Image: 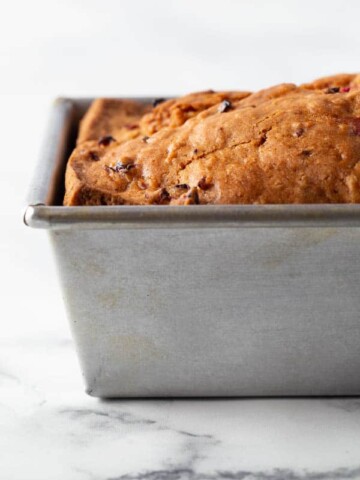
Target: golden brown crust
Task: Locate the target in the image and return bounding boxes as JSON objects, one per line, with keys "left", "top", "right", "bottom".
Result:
{"left": 301, "top": 73, "right": 360, "bottom": 91}
{"left": 77, "top": 98, "right": 152, "bottom": 145}
{"left": 139, "top": 90, "right": 251, "bottom": 135}
{"left": 65, "top": 76, "right": 360, "bottom": 206}
{"left": 77, "top": 91, "right": 251, "bottom": 146}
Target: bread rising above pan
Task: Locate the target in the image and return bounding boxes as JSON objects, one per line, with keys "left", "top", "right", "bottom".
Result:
{"left": 64, "top": 74, "right": 360, "bottom": 205}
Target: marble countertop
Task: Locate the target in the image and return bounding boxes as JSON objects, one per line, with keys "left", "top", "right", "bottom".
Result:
{"left": 1, "top": 332, "right": 360, "bottom": 480}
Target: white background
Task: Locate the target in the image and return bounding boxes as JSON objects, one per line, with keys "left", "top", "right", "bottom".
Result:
{"left": 1, "top": 0, "right": 359, "bottom": 380}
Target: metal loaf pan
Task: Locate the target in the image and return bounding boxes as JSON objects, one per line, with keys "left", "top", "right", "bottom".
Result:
{"left": 25, "top": 98, "right": 360, "bottom": 397}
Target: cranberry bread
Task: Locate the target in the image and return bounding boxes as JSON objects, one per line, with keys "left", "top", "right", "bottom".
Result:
{"left": 64, "top": 74, "right": 360, "bottom": 205}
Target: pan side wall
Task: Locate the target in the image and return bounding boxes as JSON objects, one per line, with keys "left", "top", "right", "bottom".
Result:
{"left": 49, "top": 226, "right": 360, "bottom": 397}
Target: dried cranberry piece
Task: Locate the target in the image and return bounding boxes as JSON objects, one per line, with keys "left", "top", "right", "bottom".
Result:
{"left": 98, "top": 135, "right": 116, "bottom": 146}
{"left": 107, "top": 162, "right": 135, "bottom": 173}
{"left": 89, "top": 151, "right": 100, "bottom": 161}
{"left": 186, "top": 188, "right": 200, "bottom": 204}
{"left": 301, "top": 150, "right": 313, "bottom": 157}
{"left": 197, "top": 177, "right": 212, "bottom": 190}
{"left": 159, "top": 188, "right": 170, "bottom": 203}
{"left": 325, "top": 87, "right": 340, "bottom": 94}
{"left": 258, "top": 134, "right": 267, "bottom": 146}
{"left": 341, "top": 87, "right": 351, "bottom": 93}
{"left": 294, "top": 128, "right": 304, "bottom": 138}
{"left": 153, "top": 98, "right": 165, "bottom": 108}
{"left": 350, "top": 118, "right": 360, "bottom": 136}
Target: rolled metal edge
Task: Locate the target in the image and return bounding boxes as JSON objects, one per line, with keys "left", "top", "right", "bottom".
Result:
{"left": 24, "top": 204, "right": 360, "bottom": 229}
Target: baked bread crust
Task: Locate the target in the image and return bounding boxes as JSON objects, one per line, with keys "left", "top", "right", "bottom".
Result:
{"left": 78, "top": 91, "right": 251, "bottom": 145}
{"left": 301, "top": 73, "right": 360, "bottom": 91}
{"left": 139, "top": 90, "right": 251, "bottom": 135}
{"left": 76, "top": 98, "right": 152, "bottom": 145}
{"left": 64, "top": 75, "right": 360, "bottom": 206}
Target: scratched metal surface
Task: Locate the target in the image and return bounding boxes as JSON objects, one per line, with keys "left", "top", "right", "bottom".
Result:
{"left": 25, "top": 98, "right": 360, "bottom": 397}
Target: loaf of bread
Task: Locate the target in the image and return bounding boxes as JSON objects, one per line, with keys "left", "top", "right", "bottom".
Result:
{"left": 64, "top": 74, "right": 360, "bottom": 205}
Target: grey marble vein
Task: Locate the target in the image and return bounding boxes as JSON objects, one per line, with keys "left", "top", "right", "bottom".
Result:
{"left": 60, "top": 408, "right": 157, "bottom": 425}
{"left": 324, "top": 399, "right": 360, "bottom": 413}
{"left": 177, "top": 430, "right": 214, "bottom": 439}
